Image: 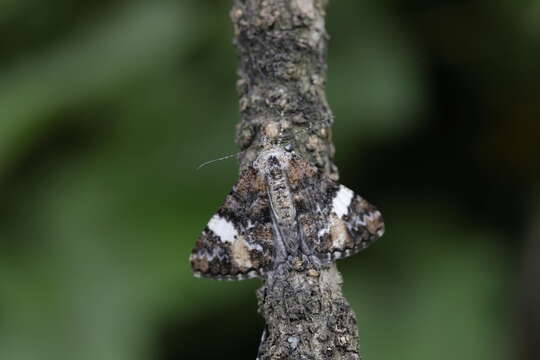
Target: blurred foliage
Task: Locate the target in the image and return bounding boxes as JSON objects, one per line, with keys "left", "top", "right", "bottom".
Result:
{"left": 0, "top": 0, "right": 539, "bottom": 359}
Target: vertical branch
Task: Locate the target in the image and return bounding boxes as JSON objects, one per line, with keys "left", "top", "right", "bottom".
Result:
{"left": 230, "top": 1, "right": 362, "bottom": 359}
{"left": 232, "top": 0, "right": 337, "bottom": 180}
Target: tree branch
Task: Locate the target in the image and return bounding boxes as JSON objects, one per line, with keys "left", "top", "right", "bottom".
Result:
{"left": 231, "top": 1, "right": 362, "bottom": 359}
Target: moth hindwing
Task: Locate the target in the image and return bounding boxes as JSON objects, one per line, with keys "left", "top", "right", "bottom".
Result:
{"left": 190, "top": 147, "right": 384, "bottom": 280}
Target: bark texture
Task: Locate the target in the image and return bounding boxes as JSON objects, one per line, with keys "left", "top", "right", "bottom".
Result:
{"left": 231, "top": 1, "right": 361, "bottom": 359}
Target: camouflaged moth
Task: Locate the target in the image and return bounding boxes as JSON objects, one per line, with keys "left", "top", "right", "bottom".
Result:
{"left": 190, "top": 147, "right": 384, "bottom": 280}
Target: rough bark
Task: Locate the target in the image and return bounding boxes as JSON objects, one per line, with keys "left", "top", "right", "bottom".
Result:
{"left": 230, "top": 1, "right": 362, "bottom": 359}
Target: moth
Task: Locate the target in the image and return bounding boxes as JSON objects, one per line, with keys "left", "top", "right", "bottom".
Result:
{"left": 190, "top": 147, "right": 384, "bottom": 280}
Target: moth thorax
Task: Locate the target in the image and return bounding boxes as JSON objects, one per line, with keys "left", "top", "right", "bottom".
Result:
{"left": 267, "top": 169, "right": 295, "bottom": 227}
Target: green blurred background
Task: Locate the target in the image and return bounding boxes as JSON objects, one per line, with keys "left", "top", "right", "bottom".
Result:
{"left": 1, "top": 0, "right": 539, "bottom": 359}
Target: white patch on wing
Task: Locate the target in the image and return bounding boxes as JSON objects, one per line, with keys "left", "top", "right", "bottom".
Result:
{"left": 318, "top": 226, "right": 329, "bottom": 237}
{"left": 247, "top": 270, "right": 258, "bottom": 278}
{"left": 332, "top": 185, "right": 354, "bottom": 218}
{"left": 248, "top": 243, "right": 264, "bottom": 252}
{"left": 208, "top": 215, "right": 237, "bottom": 243}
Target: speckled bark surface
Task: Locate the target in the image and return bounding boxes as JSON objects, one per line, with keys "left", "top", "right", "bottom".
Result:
{"left": 232, "top": 0, "right": 338, "bottom": 182}
{"left": 230, "top": 1, "right": 362, "bottom": 359}
{"left": 256, "top": 264, "right": 360, "bottom": 360}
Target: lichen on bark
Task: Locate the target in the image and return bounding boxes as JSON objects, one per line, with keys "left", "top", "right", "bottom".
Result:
{"left": 230, "top": 1, "right": 362, "bottom": 359}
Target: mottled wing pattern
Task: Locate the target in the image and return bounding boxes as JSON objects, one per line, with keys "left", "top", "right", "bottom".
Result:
{"left": 190, "top": 166, "right": 274, "bottom": 280}
{"left": 321, "top": 182, "right": 384, "bottom": 261}
{"left": 287, "top": 155, "right": 384, "bottom": 264}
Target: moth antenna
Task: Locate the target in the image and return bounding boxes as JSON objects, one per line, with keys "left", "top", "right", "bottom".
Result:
{"left": 196, "top": 152, "right": 242, "bottom": 170}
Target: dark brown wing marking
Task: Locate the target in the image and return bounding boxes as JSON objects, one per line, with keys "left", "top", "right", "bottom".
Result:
{"left": 190, "top": 167, "right": 274, "bottom": 280}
